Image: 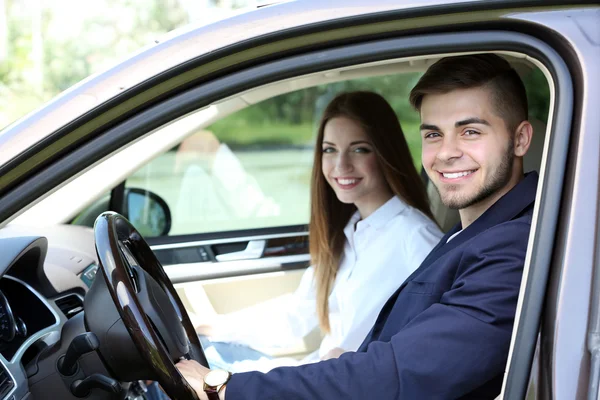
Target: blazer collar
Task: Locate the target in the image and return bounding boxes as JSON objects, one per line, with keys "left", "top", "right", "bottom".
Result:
{"left": 409, "top": 171, "right": 539, "bottom": 279}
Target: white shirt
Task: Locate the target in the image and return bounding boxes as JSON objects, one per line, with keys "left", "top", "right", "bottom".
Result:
{"left": 207, "top": 196, "right": 443, "bottom": 372}
{"left": 447, "top": 229, "right": 463, "bottom": 243}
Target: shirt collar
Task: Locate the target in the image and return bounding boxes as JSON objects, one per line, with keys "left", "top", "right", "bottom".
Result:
{"left": 343, "top": 196, "right": 408, "bottom": 239}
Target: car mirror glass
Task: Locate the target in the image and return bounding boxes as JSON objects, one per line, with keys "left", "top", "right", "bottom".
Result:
{"left": 125, "top": 188, "right": 172, "bottom": 237}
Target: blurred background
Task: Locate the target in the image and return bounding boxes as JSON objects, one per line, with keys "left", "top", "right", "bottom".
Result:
{"left": 2, "top": 0, "right": 550, "bottom": 236}
{"left": 0, "top": 0, "right": 257, "bottom": 130}
{"left": 0, "top": 0, "right": 549, "bottom": 143}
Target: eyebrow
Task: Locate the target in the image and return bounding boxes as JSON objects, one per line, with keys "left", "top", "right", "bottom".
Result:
{"left": 420, "top": 118, "right": 491, "bottom": 131}
{"left": 322, "top": 140, "right": 371, "bottom": 146}
{"left": 420, "top": 123, "right": 439, "bottom": 131}
{"left": 455, "top": 117, "right": 491, "bottom": 127}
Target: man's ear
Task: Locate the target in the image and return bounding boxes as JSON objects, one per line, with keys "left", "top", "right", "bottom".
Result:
{"left": 514, "top": 120, "right": 533, "bottom": 157}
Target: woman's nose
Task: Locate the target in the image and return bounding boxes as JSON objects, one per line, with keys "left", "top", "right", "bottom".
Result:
{"left": 335, "top": 153, "right": 353, "bottom": 173}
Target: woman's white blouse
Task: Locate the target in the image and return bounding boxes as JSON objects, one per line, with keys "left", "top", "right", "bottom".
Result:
{"left": 207, "top": 196, "right": 443, "bottom": 370}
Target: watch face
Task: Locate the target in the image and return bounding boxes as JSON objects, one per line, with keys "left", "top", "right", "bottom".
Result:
{"left": 205, "top": 370, "right": 230, "bottom": 387}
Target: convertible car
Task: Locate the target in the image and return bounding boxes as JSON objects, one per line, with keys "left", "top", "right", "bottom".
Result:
{"left": 0, "top": 0, "right": 598, "bottom": 399}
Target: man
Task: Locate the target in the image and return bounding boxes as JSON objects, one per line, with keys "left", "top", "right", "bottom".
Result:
{"left": 176, "top": 53, "right": 536, "bottom": 399}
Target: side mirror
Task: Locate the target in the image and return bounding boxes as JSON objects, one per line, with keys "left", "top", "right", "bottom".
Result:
{"left": 72, "top": 188, "right": 171, "bottom": 237}
{"left": 124, "top": 188, "right": 172, "bottom": 237}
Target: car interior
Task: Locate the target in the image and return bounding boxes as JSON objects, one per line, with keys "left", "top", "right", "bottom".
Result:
{"left": 0, "top": 50, "right": 551, "bottom": 398}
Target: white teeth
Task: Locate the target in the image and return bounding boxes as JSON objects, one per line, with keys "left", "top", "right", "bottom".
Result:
{"left": 442, "top": 170, "right": 475, "bottom": 179}
{"left": 337, "top": 179, "right": 358, "bottom": 185}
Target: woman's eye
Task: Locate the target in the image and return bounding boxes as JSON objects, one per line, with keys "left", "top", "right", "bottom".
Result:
{"left": 353, "top": 147, "right": 371, "bottom": 154}
{"left": 322, "top": 147, "right": 335, "bottom": 154}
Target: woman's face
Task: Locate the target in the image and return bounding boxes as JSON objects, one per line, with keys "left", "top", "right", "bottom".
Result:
{"left": 321, "top": 116, "right": 393, "bottom": 218}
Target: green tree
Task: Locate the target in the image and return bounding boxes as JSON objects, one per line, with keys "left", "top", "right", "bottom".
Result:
{"left": 1, "top": 0, "right": 190, "bottom": 129}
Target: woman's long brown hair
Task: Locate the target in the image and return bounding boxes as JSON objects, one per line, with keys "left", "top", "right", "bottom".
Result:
{"left": 310, "top": 91, "right": 435, "bottom": 332}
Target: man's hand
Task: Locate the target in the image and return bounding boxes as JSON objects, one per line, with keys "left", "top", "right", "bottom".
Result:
{"left": 176, "top": 359, "right": 227, "bottom": 400}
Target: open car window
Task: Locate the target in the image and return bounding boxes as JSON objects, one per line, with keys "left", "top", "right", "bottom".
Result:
{"left": 69, "top": 61, "right": 549, "bottom": 238}
{"left": 71, "top": 73, "right": 425, "bottom": 237}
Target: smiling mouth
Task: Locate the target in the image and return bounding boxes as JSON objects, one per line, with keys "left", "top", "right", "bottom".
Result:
{"left": 334, "top": 178, "right": 361, "bottom": 188}
{"left": 439, "top": 170, "right": 477, "bottom": 180}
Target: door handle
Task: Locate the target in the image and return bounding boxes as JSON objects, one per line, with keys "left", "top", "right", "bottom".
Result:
{"left": 215, "top": 240, "right": 266, "bottom": 262}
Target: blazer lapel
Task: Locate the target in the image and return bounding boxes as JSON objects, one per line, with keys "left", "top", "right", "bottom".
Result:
{"left": 401, "top": 172, "right": 539, "bottom": 285}
{"left": 365, "top": 172, "right": 539, "bottom": 343}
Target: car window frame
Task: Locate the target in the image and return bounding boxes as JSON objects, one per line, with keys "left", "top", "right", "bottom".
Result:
{"left": 0, "top": 30, "right": 575, "bottom": 398}
{"left": 0, "top": 1, "right": 588, "bottom": 190}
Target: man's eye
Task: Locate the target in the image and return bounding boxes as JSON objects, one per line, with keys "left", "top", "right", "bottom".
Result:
{"left": 464, "top": 129, "right": 480, "bottom": 136}
{"left": 424, "top": 132, "right": 441, "bottom": 139}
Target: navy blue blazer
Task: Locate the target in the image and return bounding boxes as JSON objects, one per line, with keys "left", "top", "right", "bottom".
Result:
{"left": 226, "top": 172, "right": 538, "bottom": 400}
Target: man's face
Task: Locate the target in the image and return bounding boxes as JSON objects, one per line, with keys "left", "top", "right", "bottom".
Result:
{"left": 420, "top": 86, "right": 516, "bottom": 210}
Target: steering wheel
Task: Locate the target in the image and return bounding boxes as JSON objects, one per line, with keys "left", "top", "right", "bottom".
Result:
{"left": 92, "top": 211, "right": 208, "bottom": 399}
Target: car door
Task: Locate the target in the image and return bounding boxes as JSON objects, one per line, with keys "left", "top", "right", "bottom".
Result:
{"left": 0, "top": 1, "right": 595, "bottom": 397}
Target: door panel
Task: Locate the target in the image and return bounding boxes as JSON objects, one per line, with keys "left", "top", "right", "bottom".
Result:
{"left": 174, "top": 270, "right": 322, "bottom": 359}
{"left": 193, "top": 271, "right": 306, "bottom": 314}
{"left": 151, "top": 231, "right": 309, "bottom": 282}
{"left": 155, "top": 229, "right": 313, "bottom": 358}
{"left": 170, "top": 241, "right": 319, "bottom": 359}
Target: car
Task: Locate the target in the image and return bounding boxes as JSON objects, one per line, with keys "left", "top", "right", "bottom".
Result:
{"left": 0, "top": 0, "right": 598, "bottom": 399}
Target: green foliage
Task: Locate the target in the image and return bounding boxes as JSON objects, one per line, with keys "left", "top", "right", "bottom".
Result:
{"left": 0, "top": 0, "right": 189, "bottom": 129}
{"left": 207, "top": 68, "right": 550, "bottom": 171}
{"left": 209, "top": 74, "right": 422, "bottom": 144}
{"left": 523, "top": 68, "right": 550, "bottom": 123}
{"left": 210, "top": 118, "right": 314, "bottom": 147}
{"left": 208, "top": 74, "right": 424, "bottom": 167}
{"left": 44, "top": 39, "right": 92, "bottom": 93}
{"left": 1, "top": 0, "right": 552, "bottom": 140}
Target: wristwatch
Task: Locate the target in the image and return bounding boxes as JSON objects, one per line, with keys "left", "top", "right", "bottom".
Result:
{"left": 203, "top": 369, "right": 232, "bottom": 400}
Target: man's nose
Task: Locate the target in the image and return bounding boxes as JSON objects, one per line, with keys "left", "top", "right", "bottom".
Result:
{"left": 436, "top": 136, "right": 462, "bottom": 162}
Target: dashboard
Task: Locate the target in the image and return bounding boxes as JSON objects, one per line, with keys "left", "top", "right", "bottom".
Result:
{"left": 0, "top": 277, "right": 62, "bottom": 400}
{"left": 0, "top": 225, "right": 104, "bottom": 400}
{"left": 0, "top": 278, "right": 60, "bottom": 362}
{"left": 0, "top": 220, "right": 214, "bottom": 400}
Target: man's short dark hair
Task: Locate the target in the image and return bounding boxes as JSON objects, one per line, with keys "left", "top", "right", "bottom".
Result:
{"left": 409, "top": 54, "right": 528, "bottom": 132}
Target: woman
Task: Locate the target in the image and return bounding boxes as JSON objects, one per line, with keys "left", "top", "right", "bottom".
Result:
{"left": 194, "top": 91, "right": 443, "bottom": 373}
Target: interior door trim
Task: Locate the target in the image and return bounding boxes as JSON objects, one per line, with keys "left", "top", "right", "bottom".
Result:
{"left": 165, "top": 254, "right": 310, "bottom": 283}
{"left": 214, "top": 240, "right": 266, "bottom": 262}
{"left": 150, "top": 231, "right": 308, "bottom": 251}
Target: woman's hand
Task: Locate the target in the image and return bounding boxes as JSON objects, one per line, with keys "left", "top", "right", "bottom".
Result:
{"left": 195, "top": 323, "right": 215, "bottom": 337}
{"left": 187, "top": 311, "right": 217, "bottom": 336}
{"left": 321, "top": 347, "right": 346, "bottom": 360}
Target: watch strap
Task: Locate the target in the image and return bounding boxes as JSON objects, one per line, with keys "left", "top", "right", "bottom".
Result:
{"left": 205, "top": 387, "right": 220, "bottom": 400}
